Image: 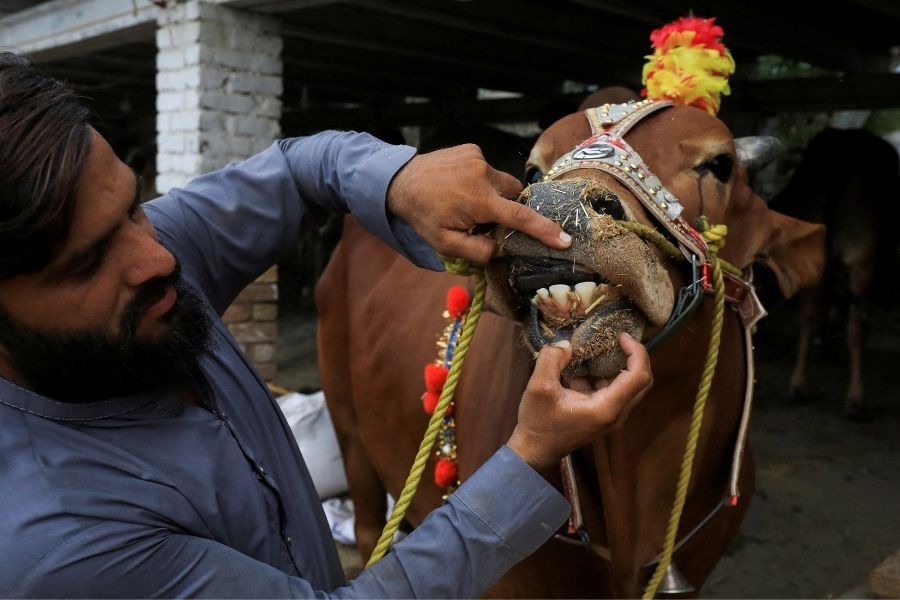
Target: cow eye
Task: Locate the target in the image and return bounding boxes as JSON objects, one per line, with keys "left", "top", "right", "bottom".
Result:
{"left": 695, "top": 154, "right": 734, "bottom": 183}
{"left": 524, "top": 166, "right": 544, "bottom": 184}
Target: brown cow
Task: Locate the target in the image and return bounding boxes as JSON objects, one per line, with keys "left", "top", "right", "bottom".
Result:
{"left": 316, "top": 103, "right": 824, "bottom": 597}
{"left": 771, "top": 127, "right": 900, "bottom": 418}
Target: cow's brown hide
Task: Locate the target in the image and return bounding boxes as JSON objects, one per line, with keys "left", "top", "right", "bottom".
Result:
{"left": 316, "top": 104, "right": 825, "bottom": 597}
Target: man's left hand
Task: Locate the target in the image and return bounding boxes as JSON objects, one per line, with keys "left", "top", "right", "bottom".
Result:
{"left": 387, "top": 144, "right": 572, "bottom": 265}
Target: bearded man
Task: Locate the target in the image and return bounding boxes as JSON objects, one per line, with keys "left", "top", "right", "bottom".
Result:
{"left": 0, "top": 53, "right": 651, "bottom": 597}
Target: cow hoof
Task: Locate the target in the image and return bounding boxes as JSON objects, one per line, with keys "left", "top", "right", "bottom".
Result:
{"left": 787, "top": 387, "right": 814, "bottom": 404}
{"left": 841, "top": 401, "right": 868, "bottom": 421}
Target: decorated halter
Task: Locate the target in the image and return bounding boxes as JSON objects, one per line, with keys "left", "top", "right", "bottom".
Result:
{"left": 541, "top": 98, "right": 720, "bottom": 352}
{"left": 542, "top": 99, "right": 708, "bottom": 262}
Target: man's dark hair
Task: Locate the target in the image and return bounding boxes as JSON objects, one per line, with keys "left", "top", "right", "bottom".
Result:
{"left": 0, "top": 52, "right": 92, "bottom": 280}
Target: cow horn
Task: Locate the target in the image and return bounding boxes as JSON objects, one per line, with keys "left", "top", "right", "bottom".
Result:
{"left": 734, "top": 136, "right": 784, "bottom": 172}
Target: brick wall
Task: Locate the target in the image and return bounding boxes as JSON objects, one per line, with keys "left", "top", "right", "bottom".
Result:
{"left": 156, "top": 1, "right": 283, "bottom": 380}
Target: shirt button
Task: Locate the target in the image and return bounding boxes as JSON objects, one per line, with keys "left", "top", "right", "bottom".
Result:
{"left": 257, "top": 465, "right": 266, "bottom": 475}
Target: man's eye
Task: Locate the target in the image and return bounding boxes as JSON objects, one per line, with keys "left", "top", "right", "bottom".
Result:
{"left": 71, "top": 253, "right": 104, "bottom": 279}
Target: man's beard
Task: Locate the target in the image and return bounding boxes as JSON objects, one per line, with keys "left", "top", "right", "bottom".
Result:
{"left": 0, "top": 264, "right": 214, "bottom": 403}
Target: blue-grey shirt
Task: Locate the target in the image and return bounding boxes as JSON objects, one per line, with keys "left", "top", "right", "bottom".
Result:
{"left": 0, "top": 132, "right": 569, "bottom": 598}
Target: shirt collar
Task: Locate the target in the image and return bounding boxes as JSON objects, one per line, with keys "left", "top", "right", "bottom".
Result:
{"left": 0, "top": 376, "right": 158, "bottom": 421}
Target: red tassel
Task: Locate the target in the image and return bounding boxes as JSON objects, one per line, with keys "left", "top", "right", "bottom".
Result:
{"left": 434, "top": 458, "right": 458, "bottom": 488}
{"left": 424, "top": 364, "right": 449, "bottom": 392}
{"left": 422, "top": 390, "right": 440, "bottom": 414}
{"left": 446, "top": 286, "right": 470, "bottom": 319}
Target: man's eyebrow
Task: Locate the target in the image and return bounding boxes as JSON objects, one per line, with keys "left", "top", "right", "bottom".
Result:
{"left": 54, "top": 223, "right": 117, "bottom": 278}
{"left": 50, "top": 170, "right": 142, "bottom": 278}
{"left": 133, "top": 169, "right": 143, "bottom": 205}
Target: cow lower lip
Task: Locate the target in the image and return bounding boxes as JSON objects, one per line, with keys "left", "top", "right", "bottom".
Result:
{"left": 525, "top": 299, "right": 645, "bottom": 377}
{"left": 527, "top": 299, "right": 633, "bottom": 348}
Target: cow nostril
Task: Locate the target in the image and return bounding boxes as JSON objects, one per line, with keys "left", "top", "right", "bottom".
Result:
{"left": 586, "top": 191, "right": 626, "bottom": 221}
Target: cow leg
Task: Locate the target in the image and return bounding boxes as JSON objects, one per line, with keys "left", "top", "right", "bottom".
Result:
{"left": 843, "top": 260, "right": 873, "bottom": 418}
{"left": 342, "top": 435, "right": 388, "bottom": 561}
{"left": 316, "top": 236, "right": 389, "bottom": 563}
{"left": 788, "top": 288, "right": 818, "bottom": 401}
{"left": 319, "top": 323, "right": 388, "bottom": 561}
{"left": 844, "top": 301, "right": 865, "bottom": 417}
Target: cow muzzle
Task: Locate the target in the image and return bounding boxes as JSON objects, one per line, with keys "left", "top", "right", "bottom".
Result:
{"left": 485, "top": 178, "right": 675, "bottom": 377}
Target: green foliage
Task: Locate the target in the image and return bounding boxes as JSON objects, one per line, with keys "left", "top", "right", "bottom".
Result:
{"left": 866, "top": 109, "right": 900, "bottom": 135}
{"left": 755, "top": 55, "right": 835, "bottom": 80}
{"left": 753, "top": 55, "right": 898, "bottom": 190}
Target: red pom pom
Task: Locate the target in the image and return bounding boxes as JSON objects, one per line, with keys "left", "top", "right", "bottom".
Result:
{"left": 424, "top": 363, "right": 449, "bottom": 392}
{"left": 422, "top": 390, "right": 440, "bottom": 414}
{"left": 446, "top": 286, "right": 470, "bottom": 319}
{"left": 434, "top": 458, "right": 458, "bottom": 488}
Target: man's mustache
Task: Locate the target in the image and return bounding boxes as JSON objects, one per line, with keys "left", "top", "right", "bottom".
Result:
{"left": 121, "top": 263, "right": 183, "bottom": 340}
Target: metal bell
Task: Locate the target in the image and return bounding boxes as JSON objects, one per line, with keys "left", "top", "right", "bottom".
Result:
{"left": 657, "top": 562, "right": 695, "bottom": 595}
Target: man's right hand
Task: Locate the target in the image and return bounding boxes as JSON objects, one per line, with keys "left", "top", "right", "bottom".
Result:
{"left": 506, "top": 333, "right": 653, "bottom": 474}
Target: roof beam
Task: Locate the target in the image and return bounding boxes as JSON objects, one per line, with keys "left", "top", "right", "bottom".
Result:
{"left": 846, "top": 0, "right": 900, "bottom": 20}
{"left": 569, "top": 0, "right": 893, "bottom": 73}
{"left": 289, "top": 72, "right": 900, "bottom": 133}
{"left": 732, "top": 73, "right": 900, "bottom": 113}
{"left": 0, "top": 0, "right": 157, "bottom": 60}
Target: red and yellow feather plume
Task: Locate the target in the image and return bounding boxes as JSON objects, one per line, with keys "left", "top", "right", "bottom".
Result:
{"left": 641, "top": 16, "right": 735, "bottom": 115}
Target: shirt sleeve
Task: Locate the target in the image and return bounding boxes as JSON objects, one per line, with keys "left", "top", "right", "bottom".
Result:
{"left": 144, "top": 131, "right": 441, "bottom": 315}
{"left": 10, "top": 447, "right": 568, "bottom": 599}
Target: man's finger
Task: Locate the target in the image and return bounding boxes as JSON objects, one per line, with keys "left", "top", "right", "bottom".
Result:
{"left": 488, "top": 198, "right": 572, "bottom": 251}
{"left": 440, "top": 231, "right": 496, "bottom": 265}
{"left": 529, "top": 341, "right": 573, "bottom": 393}
{"left": 488, "top": 167, "right": 524, "bottom": 201}
{"left": 565, "top": 375, "right": 595, "bottom": 395}
{"left": 618, "top": 331, "right": 651, "bottom": 377}
{"left": 585, "top": 333, "right": 652, "bottom": 422}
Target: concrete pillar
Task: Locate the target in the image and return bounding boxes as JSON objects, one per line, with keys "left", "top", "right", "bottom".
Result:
{"left": 156, "top": 0, "right": 283, "bottom": 381}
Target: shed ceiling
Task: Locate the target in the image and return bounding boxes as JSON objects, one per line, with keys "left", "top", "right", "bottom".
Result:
{"left": 5, "top": 0, "right": 900, "bottom": 136}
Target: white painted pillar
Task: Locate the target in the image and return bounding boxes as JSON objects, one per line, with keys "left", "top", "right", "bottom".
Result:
{"left": 156, "top": 1, "right": 283, "bottom": 381}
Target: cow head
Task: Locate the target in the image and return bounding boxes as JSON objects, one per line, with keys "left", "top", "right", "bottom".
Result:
{"left": 485, "top": 104, "right": 824, "bottom": 377}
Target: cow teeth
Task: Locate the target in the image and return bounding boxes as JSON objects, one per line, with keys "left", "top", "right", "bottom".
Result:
{"left": 574, "top": 282, "right": 597, "bottom": 307}
{"left": 532, "top": 287, "right": 550, "bottom": 306}
{"left": 548, "top": 284, "right": 571, "bottom": 308}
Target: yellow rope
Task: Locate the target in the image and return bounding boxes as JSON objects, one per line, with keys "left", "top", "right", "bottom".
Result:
{"left": 366, "top": 257, "right": 486, "bottom": 567}
{"left": 616, "top": 221, "right": 684, "bottom": 261}
{"left": 366, "top": 223, "right": 732, "bottom": 595}
{"left": 642, "top": 224, "right": 727, "bottom": 599}
{"left": 616, "top": 219, "right": 741, "bottom": 276}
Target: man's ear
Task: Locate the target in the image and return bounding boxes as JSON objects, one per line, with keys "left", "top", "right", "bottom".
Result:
{"left": 757, "top": 210, "right": 825, "bottom": 299}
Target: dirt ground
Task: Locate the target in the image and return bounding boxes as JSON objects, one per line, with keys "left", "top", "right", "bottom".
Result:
{"left": 273, "top": 292, "right": 900, "bottom": 599}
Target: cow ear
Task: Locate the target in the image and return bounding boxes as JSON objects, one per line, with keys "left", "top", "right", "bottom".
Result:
{"left": 757, "top": 210, "right": 825, "bottom": 298}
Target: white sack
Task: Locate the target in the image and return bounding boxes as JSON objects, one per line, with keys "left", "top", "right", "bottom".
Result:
{"left": 276, "top": 390, "right": 348, "bottom": 499}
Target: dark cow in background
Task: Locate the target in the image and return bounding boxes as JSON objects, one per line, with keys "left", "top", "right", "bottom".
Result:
{"left": 771, "top": 128, "right": 900, "bottom": 417}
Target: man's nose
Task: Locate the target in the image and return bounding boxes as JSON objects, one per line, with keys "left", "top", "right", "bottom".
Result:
{"left": 122, "top": 226, "right": 176, "bottom": 288}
